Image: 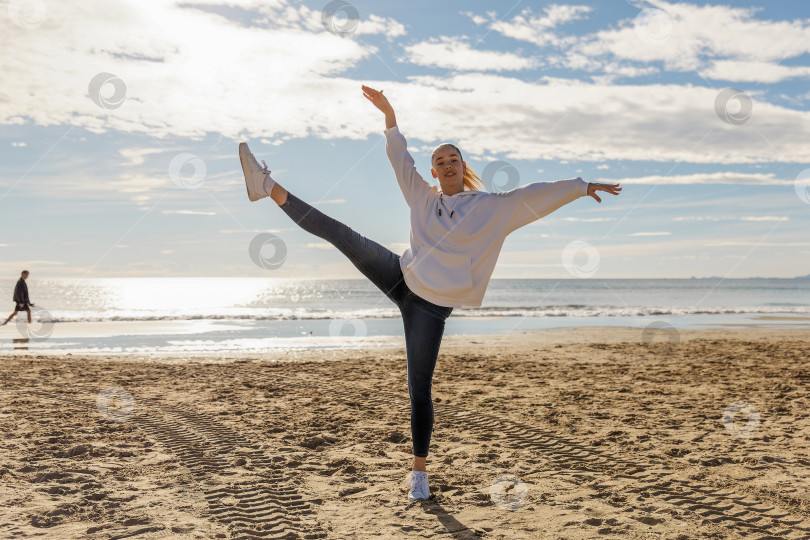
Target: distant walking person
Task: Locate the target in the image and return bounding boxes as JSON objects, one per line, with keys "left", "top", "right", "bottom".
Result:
{"left": 2, "top": 270, "right": 34, "bottom": 325}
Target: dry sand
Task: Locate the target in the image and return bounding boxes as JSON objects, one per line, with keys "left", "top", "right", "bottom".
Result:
{"left": 0, "top": 326, "right": 808, "bottom": 539}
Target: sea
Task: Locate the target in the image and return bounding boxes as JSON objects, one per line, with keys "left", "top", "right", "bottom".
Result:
{"left": 1, "top": 277, "right": 808, "bottom": 354}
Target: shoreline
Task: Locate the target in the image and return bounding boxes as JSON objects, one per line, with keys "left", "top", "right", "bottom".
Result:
{"left": 2, "top": 315, "right": 809, "bottom": 357}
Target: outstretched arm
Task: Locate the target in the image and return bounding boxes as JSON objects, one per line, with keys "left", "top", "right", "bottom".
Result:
{"left": 500, "top": 177, "right": 589, "bottom": 234}
{"left": 500, "top": 179, "right": 623, "bottom": 234}
{"left": 363, "top": 85, "right": 432, "bottom": 206}
{"left": 362, "top": 85, "right": 397, "bottom": 129}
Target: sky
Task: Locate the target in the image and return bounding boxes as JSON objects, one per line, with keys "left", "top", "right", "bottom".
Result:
{"left": 1, "top": 0, "right": 809, "bottom": 280}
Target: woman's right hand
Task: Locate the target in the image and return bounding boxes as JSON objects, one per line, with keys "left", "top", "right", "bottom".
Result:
{"left": 362, "top": 84, "right": 394, "bottom": 116}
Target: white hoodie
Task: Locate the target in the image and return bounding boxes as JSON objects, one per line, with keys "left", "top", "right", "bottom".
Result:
{"left": 385, "top": 125, "right": 590, "bottom": 309}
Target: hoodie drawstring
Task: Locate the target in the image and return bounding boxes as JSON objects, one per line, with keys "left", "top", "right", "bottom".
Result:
{"left": 438, "top": 193, "right": 455, "bottom": 218}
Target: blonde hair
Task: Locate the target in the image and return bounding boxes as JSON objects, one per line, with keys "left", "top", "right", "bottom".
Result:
{"left": 431, "top": 143, "right": 485, "bottom": 192}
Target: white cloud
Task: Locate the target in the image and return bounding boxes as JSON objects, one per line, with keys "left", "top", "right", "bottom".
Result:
{"left": 739, "top": 216, "right": 790, "bottom": 222}
{"left": 562, "top": 217, "right": 614, "bottom": 222}
{"left": 491, "top": 1, "right": 810, "bottom": 83}
{"left": 699, "top": 61, "right": 810, "bottom": 83}
{"left": 403, "top": 37, "right": 538, "bottom": 71}
{"left": 111, "top": 174, "right": 170, "bottom": 194}
{"left": 462, "top": 12, "right": 488, "bottom": 26}
{"left": 0, "top": 0, "right": 398, "bottom": 140}
{"left": 589, "top": 62, "right": 659, "bottom": 83}
{"left": 392, "top": 75, "right": 810, "bottom": 164}
{"left": 673, "top": 216, "right": 738, "bottom": 221}
{"left": 11, "top": 141, "right": 26, "bottom": 147}
{"left": 162, "top": 210, "right": 217, "bottom": 215}
{"left": 777, "top": 91, "right": 810, "bottom": 106}
{"left": 3, "top": 0, "right": 810, "bottom": 168}
{"left": 313, "top": 199, "right": 348, "bottom": 204}
{"left": 674, "top": 215, "right": 790, "bottom": 222}
{"left": 489, "top": 4, "right": 592, "bottom": 47}
{"left": 628, "top": 231, "right": 671, "bottom": 236}
{"left": 596, "top": 172, "right": 796, "bottom": 185}
{"left": 354, "top": 14, "right": 406, "bottom": 39}
{"left": 220, "top": 228, "right": 288, "bottom": 234}
{"left": 187, "top": 0, "right": 405, "bottom": 37}
{"left": 706, "top": 241, "right": 810, "bottom": 247}
{"left": 0, "top": 260, "right": 66, "bottom": 266}
{"left": 119, "top": 147, "right": 170, "bottom": 166}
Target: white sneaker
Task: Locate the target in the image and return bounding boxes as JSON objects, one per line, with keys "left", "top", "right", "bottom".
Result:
{"left": 406, "top": 471, "right": 430, "bottom": 501}
{"left": 239, "top": 142, "right": 275, "bottom": 202}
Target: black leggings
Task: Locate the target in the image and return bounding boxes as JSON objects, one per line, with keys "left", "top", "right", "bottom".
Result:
{"left": 278, "top": 192, "right": 453, "bottom": 457}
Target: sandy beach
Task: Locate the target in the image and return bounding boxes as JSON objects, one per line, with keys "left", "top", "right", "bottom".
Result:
{"left": 1, "top": 326, "right": 808, "bottom": 539}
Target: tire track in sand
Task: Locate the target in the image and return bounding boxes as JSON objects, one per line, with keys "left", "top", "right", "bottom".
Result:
{"left": 33, "top": 391, "right": 328, "bottom": 540}
{"left": 276, "top": 373, "right": 810, "bottom": 539}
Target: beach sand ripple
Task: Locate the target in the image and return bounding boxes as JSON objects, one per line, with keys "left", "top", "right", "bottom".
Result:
{"left": 1, "top": 328, "right": 809, "bottom": 539}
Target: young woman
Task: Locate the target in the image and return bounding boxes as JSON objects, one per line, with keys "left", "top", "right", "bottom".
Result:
{"left": 238, "top": 85, "right": 621, "bottom": 502}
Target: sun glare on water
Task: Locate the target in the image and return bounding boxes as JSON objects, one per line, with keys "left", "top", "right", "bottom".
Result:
{"left": 100, "top": 277, "right": 286, "bottom": 312}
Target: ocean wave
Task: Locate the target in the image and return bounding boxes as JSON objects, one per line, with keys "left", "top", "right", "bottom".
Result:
{"left": 35, "top": 305, "right": 810, "bottom": 324}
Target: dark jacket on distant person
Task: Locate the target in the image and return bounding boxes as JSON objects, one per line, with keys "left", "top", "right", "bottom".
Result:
{"left": 13, "top": 278, "right": 29, "bottom": 306}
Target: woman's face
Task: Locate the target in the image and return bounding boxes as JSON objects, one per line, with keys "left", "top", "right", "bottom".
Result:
{"left": 431, "top": 146, "right": 466, "bottom": 194}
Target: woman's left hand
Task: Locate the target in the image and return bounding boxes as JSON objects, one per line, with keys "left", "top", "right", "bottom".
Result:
{"left": 586, "top": 182, "right": 622, "bottom": 203}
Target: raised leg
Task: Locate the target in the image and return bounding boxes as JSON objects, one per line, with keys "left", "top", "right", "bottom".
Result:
{"left": 276, "top": 190, "right": 407, "bottom": 305}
